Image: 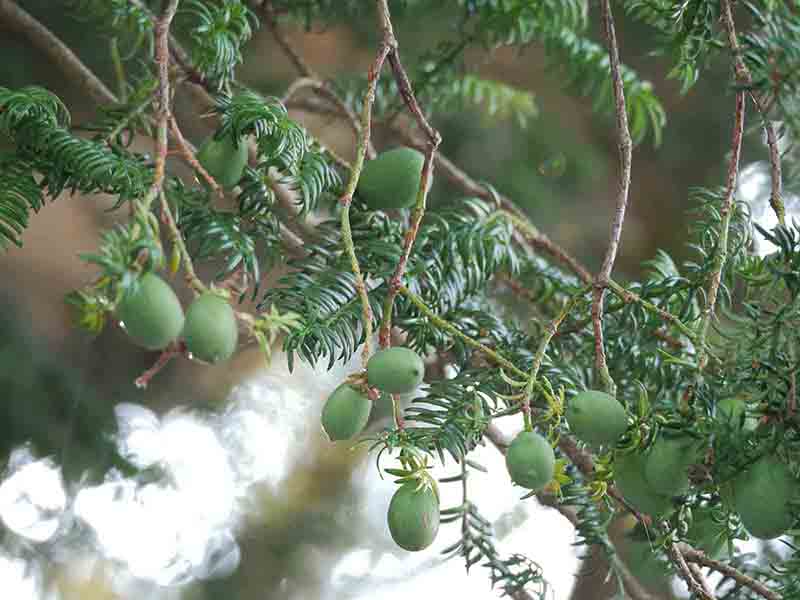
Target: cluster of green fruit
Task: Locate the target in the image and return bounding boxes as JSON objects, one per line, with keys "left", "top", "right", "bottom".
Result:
{"left": 565, "top": 391, "right": 798, "bottom": 542}
{"left": 117, "top": 272, "right": 238, "bottom": 364}
{"left": 320, "top": 347, "right": 438, "bottom": 552}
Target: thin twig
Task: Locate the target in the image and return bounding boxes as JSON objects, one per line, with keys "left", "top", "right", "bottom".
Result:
{"left": 159, "top": 191, "right": 206, "bottom": 294}
{"left": 592, "top": 0, "right": 634, "bottom": 396}
{"left": 689, "top": 562, "right": 716, "bottom": 598}
{"left": 681, "top": 546, "right": 780, "bottom": 600}
{"left": 399, "top": 284, "right": 528, "bottom": 380}
{"left": 696, "top": 90, "right": 746, "bottom": 370}
{"left": 393, "top": 124, "right": 594, "bottom": 285}
{"left": 168, "top": 115, "right": 223, "bottom": 197}
{"left": 667, "top": 542, "right": 715, "bottom": 600}
{"left": 0, "top": 0, "right": 116, "bottom": 104}
{"left": 376, "top": 0, "right": 442, "bottom": 349}
{"left": 263, "top": 2, "right": 371, "bottom": 160}
{"left": 338, "top": 42, "right": 392, "bottom": 365}
{"left": 484, "top": 425, "right": 656, "bottom": 600}
{"left": 134, "top": 340, "right": 186, "bottom": 389}
{"left": 720, "top": 0, "right": 785, "bottom": 225}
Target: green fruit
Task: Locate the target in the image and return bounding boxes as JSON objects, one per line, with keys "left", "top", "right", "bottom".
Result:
{"left": 357, "top": 147, "right": 425, "bottom": 210}
{"left": 565, "top": 390, "right": 628, "bottom": 446}
{"left": 197, "top": 133, "right": 248, "bottom": 189}
{"left": 733, "top": 456, "right": 798, "bottom": 539}
{"left": 686, "top": 509, "right": 727, "bottom": 558}
{"left": 505, "top": 431, "right": 555, "bottom": 491}
{"left": 643, "top": 435, "right": 700, "bottom": 497}
{"left": 367, "top": 347, "right": 425, "bottom": 394}
{"left": 320, "top": 383, "right": 372, "bottom": 441}
{"left": 717, "top": 397, "right": 758, "bottom": 431}
{"left": 387, "top": 482, "right": 440, "bottom": 551}
{"left": 117, "top": 273, "right": 184, "bottom": 350}
{"left": 614, "top": 452, "right": 674, "bottom": 517}
{"left": 622, "top": 538, "right": 669, "bottom": 589}
{"left": 182, "top": 293, "right": 238, "bottom": 363}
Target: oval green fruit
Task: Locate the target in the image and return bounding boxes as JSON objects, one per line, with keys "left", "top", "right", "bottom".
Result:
{"left": 643, "top": 434, "right": 700, "bottom": 497}
{"left": 117, "top": 273, "right": 184, "bottom": 350}
{"left": 685, "top": 508, "right": 727, "bottom": 558}
{"left": 182, "top": 293, "right": 238, "bottom": 363}
{"left": 614, "top": 452, "right": 674, "bottom": 517}
{"left": 367, "top": 347, "right": 425, "bottom": 394}
{"left": 565, "top": 390, "right": 628, "bottom": 447}
{"left": 717, "top": 397, "right": 758, "bottom": 431}
{"left": 733, "top": 456, "right": 798, "bottom": 539}
{"left": 505, "top": 431, "right": 555, "bottom": 491}
{"left": 387, "top": 482, "right": 440, "bottom": 551}
{"left": 197, "top": 133, "right": 248, "bottom": 189}
{"left": 621, "top": 538, "right": 669, "bottom": 590}
{"left": 357, "top": 147, "right": 425, "bottom": 210}
{"left": 321, "top": 383, "right": 372, "bottom": 441}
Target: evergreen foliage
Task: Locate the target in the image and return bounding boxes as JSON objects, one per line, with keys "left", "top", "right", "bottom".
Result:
{"left": 4, "top": 0, "right": 800, "bottom": 598}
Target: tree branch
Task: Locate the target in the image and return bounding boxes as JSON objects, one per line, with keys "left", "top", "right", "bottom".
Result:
{"left": 0, "top": 0, "right": 115, "bottom": 104}
{"left": 681, "top": 546, "right": 780, "bottom": 600}
{"left": 592, "top": 0, "right": 634, "bottom": 396}
{"left": 719, "top": 0, "right": 785, "bottom": 225}
{"left": 375, "top": 0, "right": 442, "bottom": 350}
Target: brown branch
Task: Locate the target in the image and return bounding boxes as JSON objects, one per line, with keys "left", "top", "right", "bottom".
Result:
{"left": 592, "top": 0, "right": 634, "bottom": 396}
{"left": 362, "top": 0, "right": 443, "bottom": 349}
{"left": 168, "top": 115, "right": 224, "bottom": 197}
{"left": 484, "top": 426, "right": 656, "bottom": 600}
{"left": 391, "top": 123, "right": 594, "bottom": 285}
{"left": 720, "top": 0, "right": 785, "bottom": 225}
{"left": 681, "top": 546, "right": 780, "bottom": 600}
{"left": 667, "top": 542, "right": 715, "bottom": 600}
{"left": 696, "top": 90, "right": 746, "bottom": 370}
{"left": 263, "top": 2, "right": 372, "bottom": 160}
{"left": 134, "top": 340, "right": 186, "bottom": 389}
{"left": 0, "top": 0, "right": 116, "bottom": 104}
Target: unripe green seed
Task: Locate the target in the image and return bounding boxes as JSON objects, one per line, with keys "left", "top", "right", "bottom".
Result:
{"left": 367, "top": 347, "right": 425, "bottom": 394}
{"left": 643, "top": 434, "right": 700, "bottom": 497}
{"left": 357, "top": 147, "right": 425, "bottom": 210}
{"left": 733, "top": 456, "right": 798, "bottom": 539}
{"left": 717, "top": 397, "right": 758, "bottom": 431}
{"left": 387, "top": 482, "right": 440, "bottom": 551}
{"left": 505, "top": 431, "right": 555, "bottom": 492}
{"left": 117, "top": 273, "right": 184, "bottom": 350}
{"left": 565, "top": 390, "right": 628, "bottom": 447}
{"left": 197, "top": 133, "right": 248, "bottom": 189}
{"left": 614, "top": 452, "right": 674, "bottom": 517}
{"left": 182, "top": 293, "right": 238, "bottom": 363}
{"left": 685, "top": 509, "right": 727, "bottom": 558}
{"left": 321, "top": 383, "right": 372, "bottom": 441}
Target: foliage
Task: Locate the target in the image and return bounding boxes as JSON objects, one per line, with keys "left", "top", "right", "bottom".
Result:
{"left": 6, "top": 0, "right": 800, "bottom": 598}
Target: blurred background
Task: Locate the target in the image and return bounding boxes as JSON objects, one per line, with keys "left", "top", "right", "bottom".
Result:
{"left": 0, "top": 2, "right": 789, "bottom": 599}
